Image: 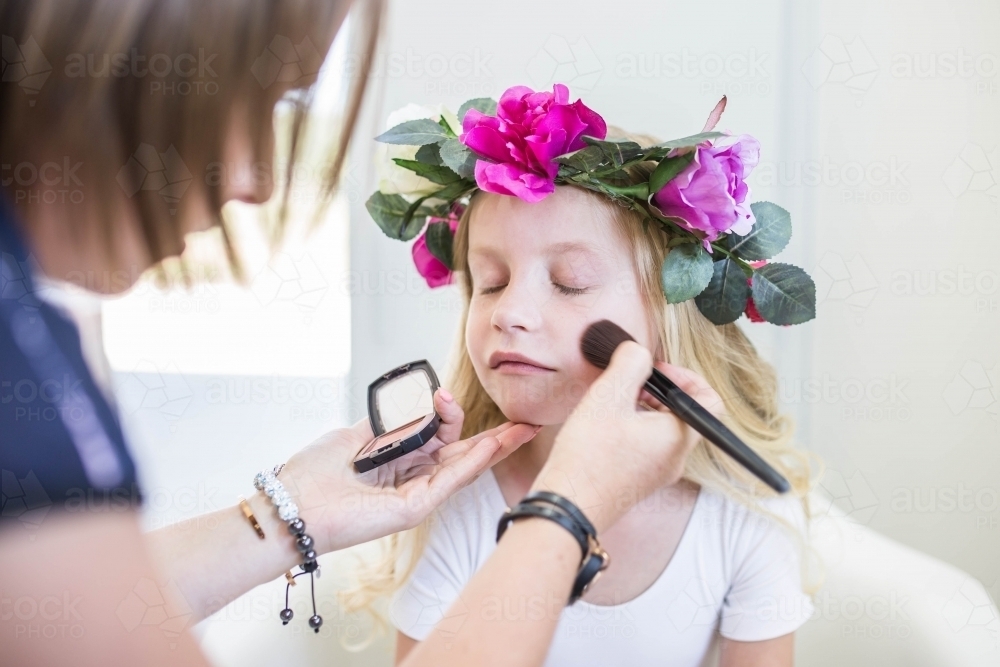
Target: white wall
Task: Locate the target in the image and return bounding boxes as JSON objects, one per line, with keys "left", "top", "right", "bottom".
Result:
{"left": 348, "top": 0, "right": 1000, "bottom": 645}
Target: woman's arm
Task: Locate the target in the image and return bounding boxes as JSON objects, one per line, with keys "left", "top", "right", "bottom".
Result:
{"left": 719, "top": 634, "right": 795, "bottom": 667}
{"left": 146, "top": 391, "right": 538, "bottom": 621}
{"left": 0, "top": 511, "right": 211, "bottom": 667}
{"left": 398, "top": 515, "right": 580, "bottom": 666}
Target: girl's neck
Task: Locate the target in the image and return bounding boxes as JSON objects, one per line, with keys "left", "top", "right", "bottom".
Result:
{"left": 506, "top": 423, "right": 561, "bottom": 478}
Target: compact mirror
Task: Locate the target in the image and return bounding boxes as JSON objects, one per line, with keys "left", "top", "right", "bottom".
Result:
{"left": 353, "top": 360, "right": 442, "bottom": 473}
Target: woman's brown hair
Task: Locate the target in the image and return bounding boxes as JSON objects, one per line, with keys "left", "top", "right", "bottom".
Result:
{"left": 0, "top": 0, "right": 383, "bottom": 274}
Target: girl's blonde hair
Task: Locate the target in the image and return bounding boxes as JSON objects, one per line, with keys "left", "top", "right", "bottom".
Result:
{"left": 340, "top": 129, "right": 821, "bottom": 641}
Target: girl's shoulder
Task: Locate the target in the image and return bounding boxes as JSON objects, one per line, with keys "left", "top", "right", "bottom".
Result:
{"left": 694, "top": 485, "right": 809, "bottom": 546}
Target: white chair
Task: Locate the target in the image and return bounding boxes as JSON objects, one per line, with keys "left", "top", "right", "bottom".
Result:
{"left": 792, "top": 492, "right": 1000, "bottom": 667}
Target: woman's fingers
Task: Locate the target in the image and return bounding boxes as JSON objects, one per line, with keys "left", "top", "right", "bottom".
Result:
{"left": 432, "top": 421, "right": 516, "bottom": 461}
{"left": 653, "top": 361, "right": 728, "bottom": 418}
{"left": 484, "top": 424, "right": 540, "bottom": 468}
{"left": 433, "top": 388, "right": 465, "bottom": 444}
{"left": 427, "top": 424, "right": 538, "bottom": 499}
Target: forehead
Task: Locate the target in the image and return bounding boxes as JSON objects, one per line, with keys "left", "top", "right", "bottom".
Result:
{"left": 467, "top": 187, "right": 624, "bottom": 262}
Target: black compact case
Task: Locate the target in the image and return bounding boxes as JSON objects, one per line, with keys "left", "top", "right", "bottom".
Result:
{"left": 353, "top": 360, "right": 442, "bottom": 473}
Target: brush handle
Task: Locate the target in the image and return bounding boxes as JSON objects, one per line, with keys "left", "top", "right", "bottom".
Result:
{"left": 644, "top": 368, "right": 790, "bottom": 494}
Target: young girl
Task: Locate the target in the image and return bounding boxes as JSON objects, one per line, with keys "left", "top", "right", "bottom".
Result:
{"left": 352, "top": 89, "right": 817, "bottom": 666}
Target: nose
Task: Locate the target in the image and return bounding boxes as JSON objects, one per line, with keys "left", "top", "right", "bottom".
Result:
{"left": 490, "top": 274, "right": 544, "bottom": 334}
{"left": 222, "top": 156, "right": 274, "bottom": 206}
{"left": 220, "top": 107, "right": 276, "bottom": 206}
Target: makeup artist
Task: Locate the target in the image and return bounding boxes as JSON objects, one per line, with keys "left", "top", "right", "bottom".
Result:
{"left": 0, "top": 1, "right": 706, "bottom": 665}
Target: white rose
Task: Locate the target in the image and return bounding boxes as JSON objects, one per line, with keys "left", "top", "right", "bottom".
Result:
{"left": 374, "top": 104, "right": 462, "bottom": 199}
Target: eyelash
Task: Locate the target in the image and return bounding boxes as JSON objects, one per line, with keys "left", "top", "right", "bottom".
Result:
{"left": 554, "top": 283, "right": 588, "bottom": 296}
{"left": 478, "top": 283, "right": 589, "bottom": 296}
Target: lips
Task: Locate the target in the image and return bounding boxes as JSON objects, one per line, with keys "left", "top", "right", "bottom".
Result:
{"left": 488, "top": 351, "right": 556, "bottom": 374}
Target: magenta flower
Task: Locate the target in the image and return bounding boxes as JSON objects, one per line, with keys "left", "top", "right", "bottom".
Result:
{"left": 412, "top": 212, "right": 461, "bottom": 288}
{"left": 652, "top": 134, "right": 761, "bottom": 251}
{"left": 460, "top": 84, "right": 607, "bottom": 203}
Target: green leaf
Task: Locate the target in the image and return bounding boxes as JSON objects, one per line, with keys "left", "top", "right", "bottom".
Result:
{"left": 725, "top": 202, "right": 792, "bottom": 260}
{"left": 581, "top": 136, "right": 643, "bottom": 167}
{"left": 554, "top": 145, "right": 607, "bottom": 172}
{"left": 430, "top": 179, "right": 475, "bottom": 202}
{"left": 366, "top": 192, "right": 426, "bottom": 241}
{"left": 694, "top": 258, "right": 750, "bottom": 324}
{"left": 392, "top": 158, "right": 461, "bottom": 185}
{"left": 648, "top": 153, "right": 695, "bottom": 194}
{"left": 750, "top": 263, "right": 816, "bottom": 325}
{"left": 376, "top": 119, "right": 450, "bottom": 145}
{"left": 439, "top": 138, "right": 478, "bottom": 180}
{"left": 660, "top": 243, "right": 714, "bottom": 303}
{"left": 652, "top": 131, "right": 725, "bottom": 151}
{"left": 457, "top": 97, "right": 497, "bottom": 123}
{"left": 424, "top": 221, "right": 455, "bottom": 270}
{"left": 415, "top": 143, "right": 444, "bottom": 166}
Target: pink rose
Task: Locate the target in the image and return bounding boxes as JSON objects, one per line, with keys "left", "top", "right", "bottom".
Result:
{"left": 460, "top": 84, "right": 607, "bottom": 203}
{"left": 652, "top": 134, "right": 760, "bottom": 250}
{"left": 411, "top": 212, "right": 461, "bottom": 288}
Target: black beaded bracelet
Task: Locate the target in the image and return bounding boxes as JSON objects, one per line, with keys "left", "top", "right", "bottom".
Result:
{"left": 497, "top": 492, "right": 610, "bottom": 605}
{"left": 254, "top": 465, "right": 324, "bottom": 633}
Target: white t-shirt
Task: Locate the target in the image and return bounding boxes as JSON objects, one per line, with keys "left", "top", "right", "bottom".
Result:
{"left": 390, "top": 470, "right": 814, "bottom": 666}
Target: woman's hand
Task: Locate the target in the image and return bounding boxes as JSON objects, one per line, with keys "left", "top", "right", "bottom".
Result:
{"left": 278, "top": 389, "right": 538, "bottom": 553}
{"left": 531, "top": 342, "right": 725, "bottom": 533}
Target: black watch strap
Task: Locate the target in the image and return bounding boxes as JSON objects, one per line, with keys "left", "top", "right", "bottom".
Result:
{"left": 497, "top": 503, "right": 590, "bottom": 559}
{"left": 521, "top": 490, "right": 596, "bottom": 538}
{"left": 570, "top": 549, "right": 610, "bottom": 604}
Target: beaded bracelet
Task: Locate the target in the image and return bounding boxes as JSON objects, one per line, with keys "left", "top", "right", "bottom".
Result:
{"left": 253, "top": 464, "right": 324, "bottom": 633}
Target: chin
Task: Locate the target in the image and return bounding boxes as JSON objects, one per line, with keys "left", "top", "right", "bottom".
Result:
{"left": 483, "top": 375, "right": 585, "bottom": 426}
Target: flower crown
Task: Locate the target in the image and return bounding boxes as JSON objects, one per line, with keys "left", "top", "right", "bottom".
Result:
{"left": 366, "top": 84, "right": 816, "bottom": 326}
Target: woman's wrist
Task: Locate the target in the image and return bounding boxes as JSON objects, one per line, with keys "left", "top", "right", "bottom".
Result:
{"left": 529, "top": 470, "right": 619, "bottom": 535}
{"left": 502, "top": 513, "right": 582, "bottom": 569}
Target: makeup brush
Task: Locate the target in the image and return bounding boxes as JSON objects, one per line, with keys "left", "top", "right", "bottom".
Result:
{"left": 580, "top": 319, "right": 790, "bottom": 494}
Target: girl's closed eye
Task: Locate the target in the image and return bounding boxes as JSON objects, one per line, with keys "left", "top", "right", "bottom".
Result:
{"left": 552, "top": 281, "right": 590, "bottom": 296}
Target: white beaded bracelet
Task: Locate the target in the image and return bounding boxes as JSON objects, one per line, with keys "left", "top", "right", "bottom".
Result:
{"left": 253, "top": 464, "right": 324, "bottom": 633}
{"left": 254, "top": 465, "right": 299, "bottom": 522}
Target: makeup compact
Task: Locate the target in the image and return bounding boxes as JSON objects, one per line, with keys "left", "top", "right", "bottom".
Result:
{"left": 353, "top": 359, "right": 442, "bottom": 473}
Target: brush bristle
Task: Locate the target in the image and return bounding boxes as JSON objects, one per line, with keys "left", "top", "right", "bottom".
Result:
{"left": 580, "top": 320, "right": 636, "bottom": 370}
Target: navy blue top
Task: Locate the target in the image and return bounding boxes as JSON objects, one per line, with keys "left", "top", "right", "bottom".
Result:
{"left": 0, "top": 201, "right": 141, "bottom": 531}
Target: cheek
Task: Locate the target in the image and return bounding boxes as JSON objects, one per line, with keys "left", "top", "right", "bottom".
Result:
{"left": 465, "top": 300, "right": 492, "bottom": 364}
